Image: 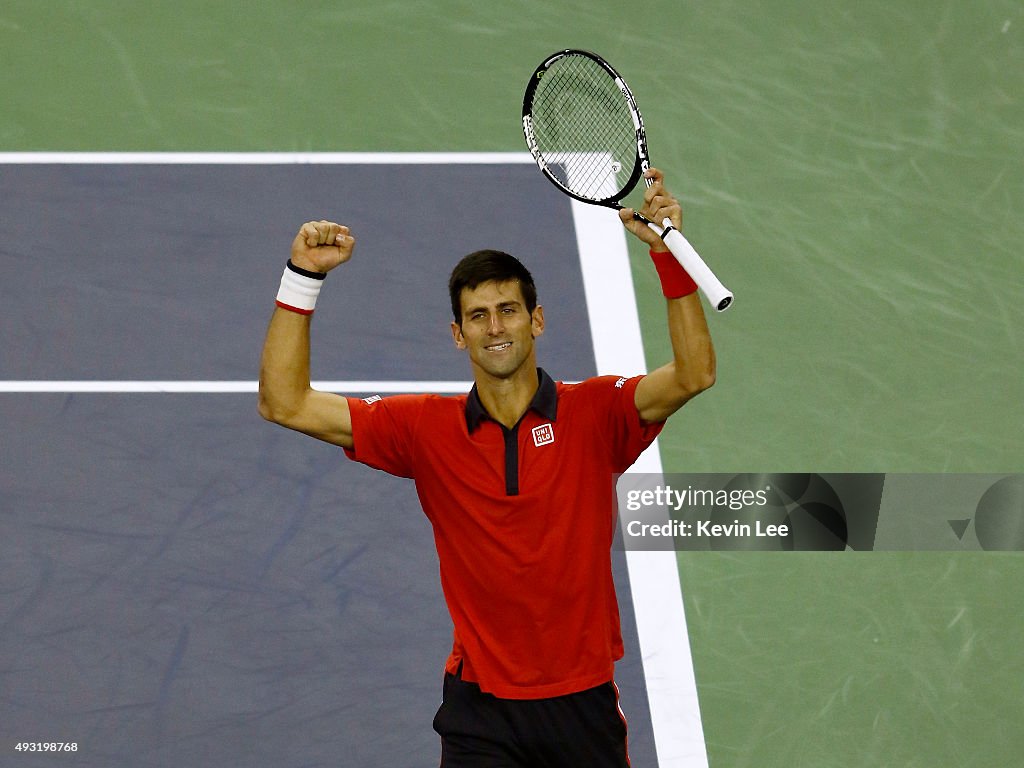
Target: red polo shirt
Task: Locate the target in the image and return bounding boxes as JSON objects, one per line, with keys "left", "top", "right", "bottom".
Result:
{"left": 343, "top": 369, "right": 662, "bottom": 699}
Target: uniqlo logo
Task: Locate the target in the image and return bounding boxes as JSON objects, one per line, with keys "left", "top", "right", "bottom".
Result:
{"left": 532, "top": 423, "right": 554, "bottom": 447}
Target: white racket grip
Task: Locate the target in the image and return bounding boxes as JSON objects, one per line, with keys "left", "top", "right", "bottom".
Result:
{"left": 647, "top": 220, "right": 734, "bottom": 311}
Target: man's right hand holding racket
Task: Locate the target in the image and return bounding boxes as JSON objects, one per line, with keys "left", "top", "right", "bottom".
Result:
{"left": 617, "top": 167, "right": 680, "bottom": 250}
{"left": 624, "top": 169, "right": 718, "bottom": 424}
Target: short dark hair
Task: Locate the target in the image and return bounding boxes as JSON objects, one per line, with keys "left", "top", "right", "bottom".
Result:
{"left": 448, "top": 250, "right": 537, "bottom": 324}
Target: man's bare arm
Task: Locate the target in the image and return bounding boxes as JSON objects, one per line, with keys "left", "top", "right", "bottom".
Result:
{"left": 258, "top": 221, "right": 356, "bottom": 448}
{"left": 620, "top": 170, "right": 717, "bottom": 424}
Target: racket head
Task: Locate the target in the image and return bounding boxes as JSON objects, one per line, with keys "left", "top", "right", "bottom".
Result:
{"left": 522, "top": 49, "right": 650, "bottom": 208}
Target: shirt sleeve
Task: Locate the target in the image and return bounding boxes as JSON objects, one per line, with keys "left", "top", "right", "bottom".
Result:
{"left": 342, "top": 394, "right": 425, "bottom": 478}
{"left": 585, "top": 375, "right": 665, "bottom": 472}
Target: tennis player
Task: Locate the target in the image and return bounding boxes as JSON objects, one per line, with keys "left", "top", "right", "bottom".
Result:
{"left": 258, "top": 168, "right": 715, "bottom": 767}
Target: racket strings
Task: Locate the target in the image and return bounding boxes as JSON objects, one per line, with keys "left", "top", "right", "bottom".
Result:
{"left": 527, "top": 56, "right": 638, "bottom": 202}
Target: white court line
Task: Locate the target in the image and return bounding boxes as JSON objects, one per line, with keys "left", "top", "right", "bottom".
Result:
{"left": 0, "top": 151, "right": 535, "bottom": 165}
{"left": 572, "top": 200, "right": 709, "bottom": 768}
{"left": 0, "top": 381, "right": 472, "bottom": 394}
{"left": 0, "top": 153, "right": 708, "bottom": 768}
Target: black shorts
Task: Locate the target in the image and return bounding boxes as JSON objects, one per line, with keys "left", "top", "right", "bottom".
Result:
{"left": 432, "top": 669, "right": 630, "bottom": 768}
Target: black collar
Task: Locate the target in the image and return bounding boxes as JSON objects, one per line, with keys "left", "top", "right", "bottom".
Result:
{"left": 465, "top": 368, "right": 558, "bottom": 433}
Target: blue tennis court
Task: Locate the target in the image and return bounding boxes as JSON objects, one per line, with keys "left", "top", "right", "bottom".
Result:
{"left": 0, "top": 157, "right": 696, "bottom": 767}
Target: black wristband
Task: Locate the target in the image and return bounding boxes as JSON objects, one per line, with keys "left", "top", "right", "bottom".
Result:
{"left": 286, "top": 259, "right": 327, "bottom": 280}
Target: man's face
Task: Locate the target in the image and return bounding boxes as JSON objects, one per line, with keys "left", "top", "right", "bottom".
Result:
{"left": 451, "top": 279, "right": 544, "bottom": 380}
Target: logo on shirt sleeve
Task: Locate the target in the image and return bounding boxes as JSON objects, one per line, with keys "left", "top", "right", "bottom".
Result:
{"left": 362, "top": 395, "right": 382, "bottom": 405}
{"left": 531, "top": 423, "right": 555, "bottom": 447}
{"left": 614, "top": 377, "right": 627, "bottom": 389}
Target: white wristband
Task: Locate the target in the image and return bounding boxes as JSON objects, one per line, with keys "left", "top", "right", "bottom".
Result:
{"left": 276, "top": 261, "right": 325, "bottom": 315}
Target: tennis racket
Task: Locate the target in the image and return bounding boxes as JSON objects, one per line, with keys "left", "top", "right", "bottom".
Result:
{"left": 522, "top": 49, "right": 733, "bottom": 312}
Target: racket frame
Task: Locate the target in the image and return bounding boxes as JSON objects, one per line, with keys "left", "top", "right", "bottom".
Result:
{"left": 523, "top": 49, "right": 647, "bottom": 208}
{"left": 522, "top": 48, "right": 734, "bottom": 312}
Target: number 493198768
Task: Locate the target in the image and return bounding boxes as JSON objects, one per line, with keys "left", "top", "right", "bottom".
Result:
{"left": 15, "top": 743, "right": 79, "bottom": 752}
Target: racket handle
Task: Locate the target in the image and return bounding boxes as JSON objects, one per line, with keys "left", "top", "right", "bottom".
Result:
{"left": 647, "top": 219, "right": 733, "bottom": 312}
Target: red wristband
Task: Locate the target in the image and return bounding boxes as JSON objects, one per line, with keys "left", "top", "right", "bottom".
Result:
{"left": 650, "top": 249, "right": 698, "bottom": 298}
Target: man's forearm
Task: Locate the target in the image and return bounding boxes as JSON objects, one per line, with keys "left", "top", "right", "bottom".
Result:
{"left": 665, "top": 292, "right": 716, "bottom": 395}
{"left": 633, "top": 290, "right": 716, "bottom": 423}
{"left": 258, "top": 307, "right": 314, "bottom": 424}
